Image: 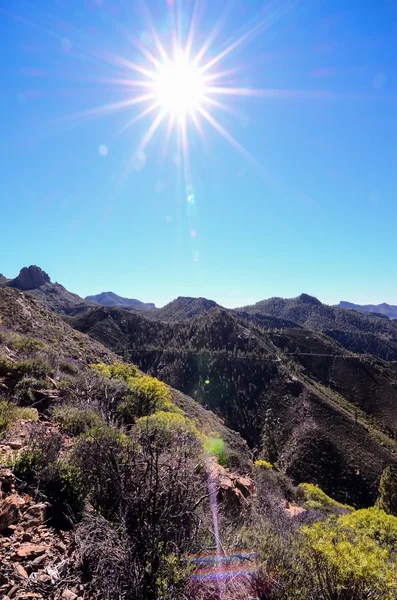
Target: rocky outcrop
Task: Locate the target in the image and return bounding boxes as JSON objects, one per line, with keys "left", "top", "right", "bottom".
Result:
{"left": 9, "top": 266, "right": 51, "bottom": 291}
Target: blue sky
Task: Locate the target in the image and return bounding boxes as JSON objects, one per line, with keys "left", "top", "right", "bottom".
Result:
{"left": 1, "top": 0, "right": 397, "bottom": 308}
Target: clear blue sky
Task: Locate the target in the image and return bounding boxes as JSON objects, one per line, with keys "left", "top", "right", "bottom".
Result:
{"left": 1, "top": 0, "right": 397, "bottom": 308}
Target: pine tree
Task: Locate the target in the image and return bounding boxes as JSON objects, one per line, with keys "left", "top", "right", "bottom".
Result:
{"left": 376, "top": 465, "right": 397, "bottom": 516}
{"left": 261, "top": 408, "right": 278, "bottom": 465}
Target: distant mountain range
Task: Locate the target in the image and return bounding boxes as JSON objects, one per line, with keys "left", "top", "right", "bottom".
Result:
{"left": 338, "top": 301, "right": 397, "bottom": 320}
{"left": 3, "top": 264, "right": 397, "bottom": 505}
{"left": 0, "top": 266, "right": 155, "bottom": 314}
{"left": 85, "top": 291, "right": 155, "bottom": 309}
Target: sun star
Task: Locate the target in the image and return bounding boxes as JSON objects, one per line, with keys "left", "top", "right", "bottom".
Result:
{"left": 151, "top": 56, "right": 206, "bottom": 119}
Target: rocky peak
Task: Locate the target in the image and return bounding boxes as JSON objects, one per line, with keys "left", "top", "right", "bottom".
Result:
{"left": 297, "top": 293, "right": 321, "bottom": 306}
{"left": 10, "top": 266, "right": 51, "bottom": 291}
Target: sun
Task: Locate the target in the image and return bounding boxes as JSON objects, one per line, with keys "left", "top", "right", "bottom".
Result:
{"left": 151, "top": 56, "right": 206, "bottom": 119}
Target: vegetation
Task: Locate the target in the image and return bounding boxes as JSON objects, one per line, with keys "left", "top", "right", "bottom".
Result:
{"left": 53, "top": 405, "right": 103, "bottom": 435}
{"left": 377, "top": 465, "right": 397, "bottom": 516}
{"left": 0, "top": 399, "right": 37, "bottom": 437}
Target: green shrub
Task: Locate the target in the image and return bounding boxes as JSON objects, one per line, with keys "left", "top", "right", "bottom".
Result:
{"left": 58, "top": 361, "right": 79, "bottom": 376}
{"left": 299, "top": 482, "right": 354, "bottom": 513}
{"left": 14, "top": 376, "right": 51, "bottom": 405}
{"left": 117, "top": 376, "right": 182, "bottom": 422}
{"left": 0, "top": 400, "right": 38, "bottom": 437}
{"left": 12, "top": 449, "right": 43, "bottom": 482}
{"left": 43, "top": 460, "right": 85, "bottom": 529}
{"left": 10, "top": 358, "right": 52, "bottom": 384}
{"left": 135, "top": 411, "right": 203, "bottom": 451}
{"left": 53, "top": 405, "right": 103, "bottom": 436}
{"left": 91, "top": 361, "right": 139, "bottom": 385}
{"left": 259, "top": 507, "right": 397, "bottom": 599}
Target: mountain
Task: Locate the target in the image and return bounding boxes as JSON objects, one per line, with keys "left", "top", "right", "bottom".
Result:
{"left": 0, "top": 285, "right": 247, "bottom": 461}
{"left": 85, "top": 291, "right": 156, "bottom": 309}
{"left": 339, "top": 300, "right": 397, "bottom": 320}
{"left": 239, "top": 293, "right": 397, "bottom": 361}
{"left": 0, "top": 273, "right": 9, "bottom": 284}
{"left": 67, "top": 302, "right": 397, "bottom": 506}
{"left": 2, "top": 265, "right": 89, "bottom": 315}
{"left": 146, "top": 296, "right": 220, "bottom": 321}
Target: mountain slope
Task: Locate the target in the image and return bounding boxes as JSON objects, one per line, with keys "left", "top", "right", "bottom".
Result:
{"left": 146, "top": 296, "right": 220, "bottom": 322}
{"left": 239, "top": 293, "right": 397, "bottom": 361}
{"left": 85, "top": 291, "right": 155, "bottom": 309}
{"left": 0, "top": 286, "right": 248, "bottom": 462}
{"left": 67, "top": 303, "right": 397, "bottom": 506}
{"left": 339, "top": 300, "right": 397, "bottom": 320}
{"left": 2, "top": 266, "right": 89, "bottom": 315}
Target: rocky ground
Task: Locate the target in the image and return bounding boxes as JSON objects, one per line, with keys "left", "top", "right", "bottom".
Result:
{"left": 0, "top": 419, "right": 82, "bottom": 600}
{"left": 0, "top": 416, "right": 259, "bottom": 600}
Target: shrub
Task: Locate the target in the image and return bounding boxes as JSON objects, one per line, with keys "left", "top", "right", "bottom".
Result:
{"left": 42, "top": 460, "right": 85, "bottom": 529}
{"left": 53, "top": 405, "right": 103, "bottom": 435}
{"left": 134, "top": 410, "right": 203, "bottom": 451}
{"left": 299, "top": 482, "right": 353, "bottom": 513}
{"left": 254, "top": 459, "right": 273, "bottom": 470}
{"left": 117, "top": 376, "right": 182, "bottom": 422}
{"left": 0, "top": 400, "right": 37, "bottom": 437}
{"left": 73, "top": 411, "right": 207, "bottom": 597}
{"left": 10, "top": 358, "right": 52, "bottom": 385}
{"left": 58, "top": 360, "right": 79, "bottom": 376}
{"left": 91, "top": 361, "right": 139, "bottom": 385}
{"left": 377, "top": 465, "right": 397, "bottom": 516}
{"left": 14, "top": 376, "right": 52, "bottom": 405}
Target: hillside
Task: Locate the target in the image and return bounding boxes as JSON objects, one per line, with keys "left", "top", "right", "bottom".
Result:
{"left": 0, "top": 287, "right": 248, "bottom": 460}
{"left": 67, "top": 303, "right": 397, "bottom": 506}
{"left": 2, "top": 266, "right": 89, "bottom": 315}
{"left": 85, "top": 291, "right": 156, "bottom": 309}
{"left": 239, "top": 293, "right": 397, "bottom": 361}
{"left": 145, "top": 296, "right": 220, "bottom": 322}
{"left": 339, "top": 300, "right": 397, "bottom": 320}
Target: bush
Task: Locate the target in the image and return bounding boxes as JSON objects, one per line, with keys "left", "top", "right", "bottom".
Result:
{"left": 134, "top": 410, "right": 203, "bottom": 451}
{"left": 299, "top": 482, "right": 353, "bottom": 513}
{"left": 43, "top": 460, "right": 85, "bottom": 529}
{"left": 73, "top": 411, "right": 207, "bottom": 598}
{"left": 254, "top": 459, "right": 273, "bottom": 470}
{"left": 53, "top": 405, "right": 103, "bottom": 435}
{"left": 117, "top": 376, "right": 182, "bottom": 422}
{"left": 258, "top": 506, "right": 397, "bottom": 600}
{"left": 0, "top": 400, "right": 37, "bottom": 437}
{"left": 91, "top": 361, "right": 139, "bottom": 385}
{"left": 14, "top": 376, "right": 52, "bottom": 405}
{"left": 11, "top": 358, "right": 52, "bottom": 382}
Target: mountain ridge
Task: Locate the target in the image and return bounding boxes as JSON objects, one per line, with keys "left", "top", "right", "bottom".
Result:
{"left": 338, "top": 300, "right": 397, "bottom": 320}
{"left": 85, "top": 291, "right": 156, "bottom": 309}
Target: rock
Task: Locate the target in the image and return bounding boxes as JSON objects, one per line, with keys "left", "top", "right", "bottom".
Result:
{"left": 22, "top": 532, "right": 33, "bottom": 542}
{"left": 37, "top": 573, "right": 51, "bottom": 584}
{"left": 8, "top": 440, "right": 23, "bottom": 450}
{"left": 9, "top": 266, "right": 51, "bottom": 291}
{"left": 0, "top": 494, "right": 25, "bottom": 531}
{"left": 14, "top": 564, "right": 29, "bottom": 579}
{"left": 62, "top": 590, "right": 78, "bottom": 600}
{"left": 24, "top": 503, "right": 49, "bottom": 524}
{"left": 14, "top": 544, "right": 47, "bottom": 559}
{"left": 31, "top": 555, "right": 46, "bottom": 568}
{"left": 7, "top": 584, "right": 19, "bottom": 598}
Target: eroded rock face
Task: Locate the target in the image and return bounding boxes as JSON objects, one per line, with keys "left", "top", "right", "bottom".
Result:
{"left": 10, "top": 266, "right": 51, "bottom": 291}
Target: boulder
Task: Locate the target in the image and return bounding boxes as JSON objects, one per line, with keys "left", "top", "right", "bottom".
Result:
{"left": 0, "top": 494, "right": 25, "bottom": 531}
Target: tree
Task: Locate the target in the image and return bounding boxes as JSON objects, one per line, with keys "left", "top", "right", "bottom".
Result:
{"left": 261, "top": 408, "right": 278, "bottom": 465}
{"left": 377, "top": 465, "right": 397, "bottom": 516}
